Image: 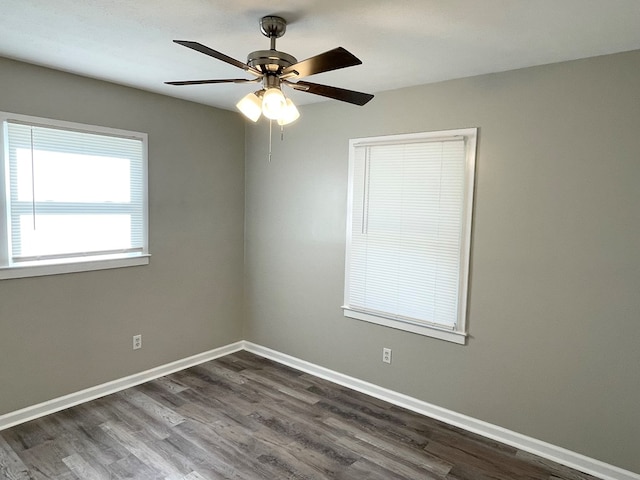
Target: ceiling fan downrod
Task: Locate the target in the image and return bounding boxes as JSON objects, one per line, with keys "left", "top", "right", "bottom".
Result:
{"left": 247, "top": 16, "right": 297, "bottom": 76}
{"left": 260, "top": 15, "right": 287, "bottom": 50}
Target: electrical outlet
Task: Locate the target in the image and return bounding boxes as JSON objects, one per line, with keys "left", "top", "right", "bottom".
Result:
{"left": 133, "top": 334, "right": 142, "bottom": 350}
{"left": 382, "top": 347, "right": 392, "bottom": 364}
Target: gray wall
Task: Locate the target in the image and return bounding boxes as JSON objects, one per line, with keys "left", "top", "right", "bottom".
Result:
{"left": 0, "top": 58, "right": 245, "bottom": 415}
{"left": 2, "top": 49, "right": 639, "bottom": 475}
{"left": 244, "top": 50, "right": 640, "bottom": 473}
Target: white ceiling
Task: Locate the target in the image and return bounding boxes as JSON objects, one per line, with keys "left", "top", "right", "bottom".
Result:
{"left": 2, "top": 0, "right": 640, "bottom": 112}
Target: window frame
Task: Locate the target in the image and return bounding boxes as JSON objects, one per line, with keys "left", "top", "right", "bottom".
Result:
{"left": 343, "top": 128, "right": 477, "bottom": 345}
{"left": 0, "top": 111, "right": 150, "bottom": 280}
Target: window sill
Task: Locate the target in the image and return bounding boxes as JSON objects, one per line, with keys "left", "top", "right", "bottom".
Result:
{"left": 343, "top": 307, "right": 467, "bottom": 345}
{"left": 0, "top": 253, "right": 150, "bottom": 280}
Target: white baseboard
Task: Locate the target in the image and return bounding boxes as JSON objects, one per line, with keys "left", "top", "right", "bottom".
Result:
{"left": 243, "top": 341, "right": 640, "bottom": 480}
{"left": 1, "top": 340, "right": 637, "bottom": 480}
{"left": 0, "top": 341, "right": 244, "bottom": 432}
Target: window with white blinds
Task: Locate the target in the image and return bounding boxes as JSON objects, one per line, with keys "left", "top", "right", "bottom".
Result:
{"left": 343, "top": 128, "right": 477, "bottom": 344}
{"left": 0, "top": 112, "right": 149, "bottom": 279}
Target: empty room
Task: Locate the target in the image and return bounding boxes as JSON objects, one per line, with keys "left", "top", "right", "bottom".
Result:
{"left": 0, "top": 1, "right": 639, "bottom": 479}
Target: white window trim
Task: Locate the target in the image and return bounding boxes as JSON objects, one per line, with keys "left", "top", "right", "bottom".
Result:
{"left": 0, "top": 254, "right": 151, "bottom": 280}
{"left": 343, "top": 128, "right": 477, "bottom": 345}
{"left": 0, "top": 111, "right": 150, "bottom": 280}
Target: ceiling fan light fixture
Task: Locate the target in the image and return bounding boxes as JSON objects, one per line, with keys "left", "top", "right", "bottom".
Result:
{"left": 262, "top": 87, "right": 287, "bottom": 120}
{"left": 236, "top": 92, "right": 262, "bottom": 122}
{"left": 277, "top": 98, "right": 300, "bottom": 126}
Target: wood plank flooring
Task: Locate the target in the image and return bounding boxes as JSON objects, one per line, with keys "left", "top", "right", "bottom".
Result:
{"left": 0, "top": 351, "right": 600, "bottom": 479}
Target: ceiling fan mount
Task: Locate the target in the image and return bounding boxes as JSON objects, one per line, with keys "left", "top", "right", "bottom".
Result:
{"left": 259, "top": 15, "right": 287, "bottom": 40}
{"left": 165, "top": 14, "right": 374, "bottom": 123}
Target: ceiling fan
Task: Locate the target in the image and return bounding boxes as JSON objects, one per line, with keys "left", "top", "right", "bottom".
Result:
{"left": 165, "top": 15, "right": 374, "bottom": 125}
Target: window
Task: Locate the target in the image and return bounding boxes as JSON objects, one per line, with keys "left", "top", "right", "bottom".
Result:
{"left": 343, "top": 128, "right": 477, "bottom": 344}
{"left": 0, "top": 112, "right": 149, "bottom": 279}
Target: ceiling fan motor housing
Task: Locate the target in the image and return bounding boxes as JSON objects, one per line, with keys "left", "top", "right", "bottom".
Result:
{"left": 247, "top": 50, "right": 297, "bottom": 74}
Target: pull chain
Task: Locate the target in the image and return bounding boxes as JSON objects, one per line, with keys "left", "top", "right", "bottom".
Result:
{"left": 267, "top": 121, "right": 287, "bottom": 162}
{"left": 268, "top": 119, "right": 272, "bottom": 162}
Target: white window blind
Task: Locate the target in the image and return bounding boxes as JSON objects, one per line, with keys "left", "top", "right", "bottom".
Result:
{"left": 344, "top": 129, "right": 476, "bottom": 344}
{"left": 0, "top": 112, "right": 149, "bottom": 278}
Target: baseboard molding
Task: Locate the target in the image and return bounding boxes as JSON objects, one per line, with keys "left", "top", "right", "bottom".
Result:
{"left": 243, "top": 341, "right": 640, "bottom": 480}
{"left": 0, "top": 341, "right": 244, "bottom": 432}
{"left": 0, "top": 340, "right": 637, "bottom": 480}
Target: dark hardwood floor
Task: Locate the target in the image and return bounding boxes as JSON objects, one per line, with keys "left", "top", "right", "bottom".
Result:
{"left": 0, "top": 351, "right": 600, "bottom": 479}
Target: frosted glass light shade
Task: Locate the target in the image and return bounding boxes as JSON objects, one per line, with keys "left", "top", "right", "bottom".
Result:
{"left": 277, "top": 99, "right": 300, "bottom": 126}
{"left": 236, "top": 92, "right": 262, "bottom": 122}
{"left": 262, "top": 88, "right": 287, "bottom": 120}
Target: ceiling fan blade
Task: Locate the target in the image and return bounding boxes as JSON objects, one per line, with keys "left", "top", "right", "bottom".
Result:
{"left": 173, "top": 40, "right": 262, "bottom": 76}
{"left": 289, "top": 81, "right": 374, "bottom": 106}
{"left": 282, "top": 47, "right": 362, "bottom": 79}
{"left": 165, "top": 78, "right": 260, "bottom": 86}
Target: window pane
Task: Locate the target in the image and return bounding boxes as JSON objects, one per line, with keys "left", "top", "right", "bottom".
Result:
{"left": 16, "top": 148, "right": 131, "bottom": 203}
{"left": 18, "top": 214, "right": 132, "bottom": 257}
